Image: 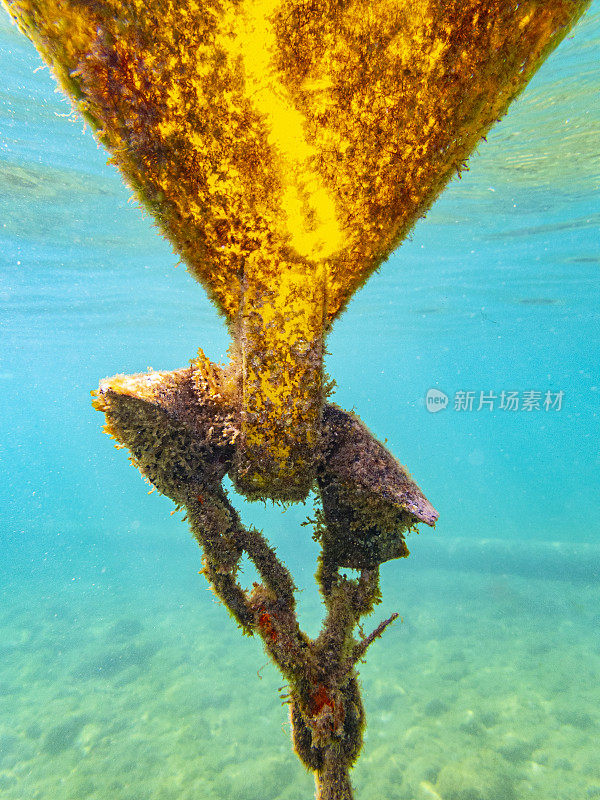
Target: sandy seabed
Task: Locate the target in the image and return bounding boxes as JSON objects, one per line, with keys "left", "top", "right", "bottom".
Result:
{"left": 1, "top": 541, "right": 598, "bottom": 800}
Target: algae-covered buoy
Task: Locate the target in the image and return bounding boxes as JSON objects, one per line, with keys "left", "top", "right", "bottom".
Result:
{"left": 3, "top": 0, "right": 590, "bottom": 499}
{"left": 2, "top": 0, "right": 591, "bottom": 797}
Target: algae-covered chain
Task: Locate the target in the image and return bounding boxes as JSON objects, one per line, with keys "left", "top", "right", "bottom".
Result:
{"left": 2, "top": 0, "right": 591, "bottom": 797}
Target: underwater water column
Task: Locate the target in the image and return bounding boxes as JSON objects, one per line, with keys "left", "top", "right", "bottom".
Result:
{"left": 1, "top": 0, "right": 593, "bottom": 798}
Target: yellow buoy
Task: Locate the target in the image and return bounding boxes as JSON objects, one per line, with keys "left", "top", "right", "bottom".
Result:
{"left": 2, "top": 0, "right": 590, "bottom": 498}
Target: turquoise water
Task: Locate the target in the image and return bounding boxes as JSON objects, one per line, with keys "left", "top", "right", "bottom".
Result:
{"left": 1, "top": 6, "right": 599, "bottom": 800}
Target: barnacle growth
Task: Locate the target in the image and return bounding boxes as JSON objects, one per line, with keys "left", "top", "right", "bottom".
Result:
{"left": 91, "top": 359, "right": 437, "bottom": 798}
{"left": 3, "top": 0, "right": 591, "bottom": 797}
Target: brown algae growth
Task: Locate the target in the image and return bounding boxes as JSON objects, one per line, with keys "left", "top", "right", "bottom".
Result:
{"left": 1, "top": 0, "right": 591, "bottom": 797}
